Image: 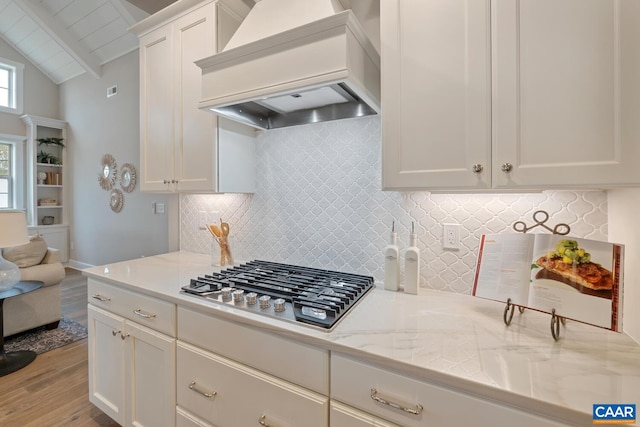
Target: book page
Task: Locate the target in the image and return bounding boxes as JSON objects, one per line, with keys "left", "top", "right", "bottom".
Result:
{"left": 529, "top": 235, "right": 623, "bottom": 331}
{"left": 472, "top": 234, "right": 535, "bottom": 306}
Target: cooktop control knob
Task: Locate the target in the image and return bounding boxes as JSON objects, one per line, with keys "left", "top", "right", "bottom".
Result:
{"left": 273, "top": 298, "right": 285, "bottom": 312}
{"left": 232, "top": 289, "right": 244, "bottom": 303}
{"left": 258, "top": 295, "right": 271, "bottom": 309}
{"left": 221, "top": 287, "right": 233, "bottom": 300}
{"left": 246, "top": 292, "right": 258, "bottom": 305}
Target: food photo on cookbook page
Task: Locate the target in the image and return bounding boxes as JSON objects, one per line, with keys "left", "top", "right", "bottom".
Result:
{"left": 472, "top": 234, "right": 623, "bottom": 332}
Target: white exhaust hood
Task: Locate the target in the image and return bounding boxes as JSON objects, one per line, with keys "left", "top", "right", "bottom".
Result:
{"left": 196, "top": 0, "right": 380, "bottom": 130}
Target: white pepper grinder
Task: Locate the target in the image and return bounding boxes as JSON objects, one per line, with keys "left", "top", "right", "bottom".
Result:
{"left": 404, "top": 222, "right": 420, "bottom": 294}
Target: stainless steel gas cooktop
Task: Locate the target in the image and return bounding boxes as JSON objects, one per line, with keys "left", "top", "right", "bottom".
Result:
{"left": 181, "top": 260, "right": 375, "bottom": 330}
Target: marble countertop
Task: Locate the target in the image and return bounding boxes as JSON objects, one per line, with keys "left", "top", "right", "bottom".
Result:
{"left": 83, "top": 251, "right": 640, "bottom": 425}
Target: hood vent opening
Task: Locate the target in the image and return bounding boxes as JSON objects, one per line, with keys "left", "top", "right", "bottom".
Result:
{"left": 197, "top": 0, "right": 380, "bottom": 130}
{"left": 212, "top": 83, "right": 376, "bottom": 130}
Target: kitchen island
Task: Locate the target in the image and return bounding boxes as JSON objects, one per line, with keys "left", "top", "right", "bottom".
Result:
{"left": 83, "top": 252, "right": 640, "bottom": 426}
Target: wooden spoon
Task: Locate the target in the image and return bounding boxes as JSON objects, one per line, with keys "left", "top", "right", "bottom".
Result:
{"left": 208, "top": 224, "right": 222, "bottom": 238}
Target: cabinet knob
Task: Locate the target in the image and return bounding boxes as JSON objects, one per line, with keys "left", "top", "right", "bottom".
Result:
{"left": 163, "top": 179, "right": 169, "bottom": 184}
{"left": 259, "top": 415, "right": 274, "bottom": 427}
{"left": 171, "top": 179, "right": 178, "bottom": 184}
{"left": 111, "top": 329, "right": 121, "bottom": 337}
{"left": 120, "top": 333, "right": 130, "bottom": 340}
{"left": 472, "top": 164, "right": 483, "bottom": 173}
{"left": 501, "top": 163, "right": 513, "bottom": 173}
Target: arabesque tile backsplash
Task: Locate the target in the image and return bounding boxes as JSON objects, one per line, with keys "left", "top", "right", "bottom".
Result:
{"left": 180, "top": 116, "right": 608, "bottom": 294}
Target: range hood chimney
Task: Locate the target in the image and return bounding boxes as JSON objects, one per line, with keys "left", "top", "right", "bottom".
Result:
{"left": 196, "top": 0, "right": 380, "bottom": 130}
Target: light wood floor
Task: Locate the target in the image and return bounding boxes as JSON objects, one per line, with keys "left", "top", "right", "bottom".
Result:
{"left": 0, "top": 269, "right": 119, "bottom": 427}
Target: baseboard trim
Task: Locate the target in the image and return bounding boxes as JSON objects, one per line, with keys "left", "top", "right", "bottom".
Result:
{"left": 67, "top": 259, "right": 93, "bottom": 270}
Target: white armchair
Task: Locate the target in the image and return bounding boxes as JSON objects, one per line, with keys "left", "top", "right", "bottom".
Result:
{"left": 2, "top": 236, "right": 65, "bottom": 337}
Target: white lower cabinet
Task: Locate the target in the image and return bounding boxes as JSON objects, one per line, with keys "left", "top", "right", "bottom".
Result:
{"left": 330, "top": 353, "right": 569, "bottom": 427}
{"left": 177, "top": 342, "right": 328, "bottom": 427}
{"left": 87, "top": 280, "right": 176, "bottom": 427}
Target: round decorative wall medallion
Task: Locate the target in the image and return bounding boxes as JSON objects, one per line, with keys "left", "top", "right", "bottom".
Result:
{"left": 120, "top": 163, "right": 137, "bottom": 193}
{"left": 109, "top": 188, "right": 124, "bottom": 213}
{"left": 99, "top": 154, "right": 117, "bottom": 190}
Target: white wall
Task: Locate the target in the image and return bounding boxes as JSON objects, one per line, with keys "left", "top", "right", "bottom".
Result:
{"left": 608, "top": 189, "right": 640, "bottom": 344}
{"left": 0, "top": 38, "right": 59, "bottom": 134}
{"left": 60, "top": 50, "right": 174, "bottom": 267}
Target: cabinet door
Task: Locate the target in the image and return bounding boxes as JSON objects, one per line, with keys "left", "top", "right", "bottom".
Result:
{"left": 140, "top": 25, "right": 175, "bottom": 192}
{"left": 36, "top": 225, "right": 69, "bottom": 263}
{"left": 493, "top": 0, "right": 640, "bottom": 188}
{"left": 173, "top": 3, "right": 219, "bottom": 192}
{"left": 125, "top": 320, "right": 176, "bottom": 427}
{"left": 88, "top": 305, "right": 126, "bottom": 425}
{"left": 381, "top": 0, "right": 492, "bottom": 190}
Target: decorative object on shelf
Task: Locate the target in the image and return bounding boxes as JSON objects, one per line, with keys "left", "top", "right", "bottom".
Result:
{"left": 37, "top": 150, "right": 61, "bottom": 165}
{"left": 42, "top": 216, "right": 55, "bottom": 225}
{"left": 0, "top": 211, "right": 30, "bottom": 291}
{"left": 119, "top": 163, "right": 137, "bottom": 193}
{"left": 109, "top": 188, "right": 124, "bottom": 213}
{"left": 98, "top": 154, "right": 117, "bottom": 190}
{"left": 37, "top": 137, "right": 65, "bottom": 148}
{"left": 37, "top": 172, "right": 47, "bottom": 185}
{"left": 38, "top": 198, "right": 58, "bottom": 206}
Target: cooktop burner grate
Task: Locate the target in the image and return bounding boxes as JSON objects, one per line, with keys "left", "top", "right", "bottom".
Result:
{"left": 181, "top": 260, "right": 375, "bottom": 330}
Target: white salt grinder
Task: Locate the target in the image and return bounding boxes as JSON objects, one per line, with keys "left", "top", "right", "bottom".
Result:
{"left": 384, "top": 220, "right": 400, "bottom": 291}
{"left": 404, "top": 222, "right": 420, "bottom": 294}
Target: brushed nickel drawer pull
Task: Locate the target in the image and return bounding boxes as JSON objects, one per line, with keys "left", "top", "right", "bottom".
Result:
{"left": 370, "top": 388, "right": 424, "bottom": 415}
{"left": 258, "top": 415, "right": 273, "bottom": 426}
{"left": 92, "top": 294, "right": 111, "bottom": 302}
{"left": 188, "top": 381, "right": 216, "bottom": 399}
{"left": 133, "top": 309, "right": 156, "bottom": 319}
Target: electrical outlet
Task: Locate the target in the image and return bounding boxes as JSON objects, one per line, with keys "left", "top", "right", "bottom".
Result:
{"left": 198, "top": 211, "right": 207, "bottom": 230}
{"left": 208, "top": 211, "right": 220, "bottom": 226}
{"left": 443, "top": 223, "right": 460, "bottom": 250}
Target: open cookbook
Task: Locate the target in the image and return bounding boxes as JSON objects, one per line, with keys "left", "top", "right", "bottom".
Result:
{"left": 472, "top": 234, "right": 624, "bottom": 332}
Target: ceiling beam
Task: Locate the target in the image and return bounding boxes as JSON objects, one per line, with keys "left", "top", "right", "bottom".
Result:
{"left": 15, "top": 0, "right": 102, "bottom": 79}
{"left": 109, "top": 0, "right": 138, "bottom": 27}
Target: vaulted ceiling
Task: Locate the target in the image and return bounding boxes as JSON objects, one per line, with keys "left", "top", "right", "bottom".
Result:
{"left": 0, "top": 0, "right": 256, "bottom": 85}
{"left": 0, "top": 0, "right": 153, "bottom": 84}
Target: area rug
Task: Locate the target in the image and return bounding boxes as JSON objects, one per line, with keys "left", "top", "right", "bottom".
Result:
{"left": 4, "top": 317, "right": 88, "bottom": 355}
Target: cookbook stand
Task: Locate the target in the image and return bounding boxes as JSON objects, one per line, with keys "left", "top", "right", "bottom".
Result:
{"left": 503, "top": 210, "right": 571, "bottom": 341}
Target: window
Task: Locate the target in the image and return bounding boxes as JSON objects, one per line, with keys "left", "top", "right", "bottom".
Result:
{"left": 0, "top": 57, "right": 24, "bottom": 115}
{"left": 0, "top": 143, "right": 12, "bottom": 208}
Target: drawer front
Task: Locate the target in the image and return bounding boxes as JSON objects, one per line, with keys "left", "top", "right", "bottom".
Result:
{"left": 88, "top": 278, "right": 176, "bottom": 336}
{"left": 178, "top": 306, "right": 329, "bottom": 394}
{"left": 177, "top": 342, "right": 328, "bottom": 427}
{"left": 330, "top": 401, "right": 401, "bottom": 427}
{"left": 176, "top": 407, "right": 214, "bottom": 427}
{"left": 331, "top": 353, "right": 565, "bottom": 427}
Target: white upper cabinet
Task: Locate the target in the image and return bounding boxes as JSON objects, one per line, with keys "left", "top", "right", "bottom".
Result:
{"left": 134, "top": 0, "right": 255, "bottom": 193}
{"left": 382, "top": 0, "right": 640, "bottom": 191}
{"left": 382, "top": 0, "right": 492, "bottom": 190}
